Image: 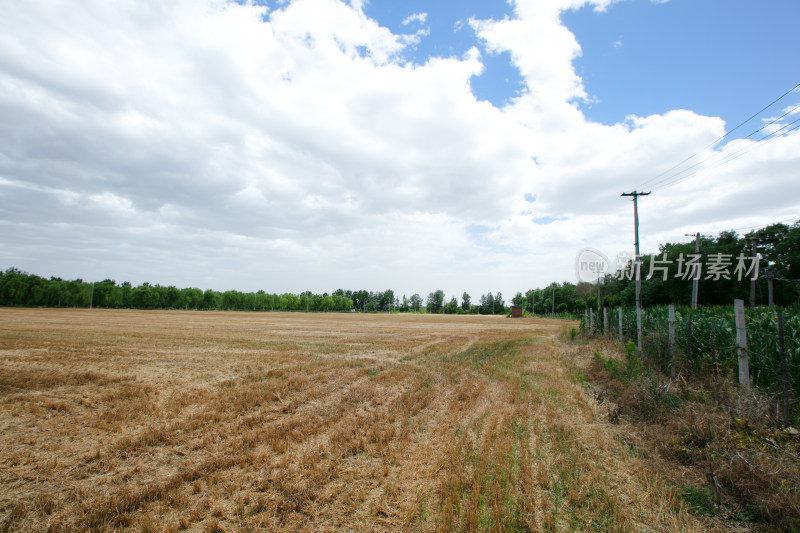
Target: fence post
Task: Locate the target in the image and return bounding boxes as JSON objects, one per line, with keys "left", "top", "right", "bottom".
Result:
{"left": 686, "top": 317, "right": 693, "bottom": 375}
{"left": 779, "top": 312, "right": 790, "bottom": 427}
{"left": 584, "top": 309, "right": 588, "bottom": 333}
{"left": 618, "top": 307, "right": 623, "bottom": 343}
{"left": 767, "top": 269, "right": 774, "bottom": 310}
{"left": 589, "top": 309, "right": 594, "bottom": 335}
{"left": 709, "top": 322, "right": 718, "bottom": 390}
{"left": 734, "top": 299, "right": 750, "bottom": 389}
{"left": 668, "top": 305, "right": 675, "bottom": 378}
{"left": 603, "top": 307, "right": 608, "bottom": 336}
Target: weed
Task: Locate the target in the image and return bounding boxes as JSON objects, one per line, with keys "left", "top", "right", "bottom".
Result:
{"left": 678, "top": 486, "right": 716, "bottom": 516}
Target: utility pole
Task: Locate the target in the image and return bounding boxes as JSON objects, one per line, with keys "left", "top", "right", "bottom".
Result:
{"left": 622, "top": 191, "right": 650, "bottom": 351}
{"left": 684, "top": 232, "right": 701, "bottom": 309}
{"left": 683, "top": 232, "right": 711, "bottom": 308}
{"left": 750, "top": 237, "right": 757, "bottom": 308}
{"left": 551, "top": 286, "right": 555, "bottom": 316}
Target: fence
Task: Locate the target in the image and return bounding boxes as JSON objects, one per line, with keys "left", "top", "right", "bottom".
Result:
{"left": 582, "top": 301, "right": 800, "bottom": 425}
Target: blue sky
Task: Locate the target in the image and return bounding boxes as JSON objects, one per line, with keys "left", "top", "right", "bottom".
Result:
{"left": 563, "top": 0, "right": 800, "bottom": 129}
{"left": 362, "top": 0, "right": 526, "bottom": 107}
{"left": 360, "top": 0, "right": 800, "bottom": 130}
{"left": 1, "top": 0, "right": 799, "bottom": 299}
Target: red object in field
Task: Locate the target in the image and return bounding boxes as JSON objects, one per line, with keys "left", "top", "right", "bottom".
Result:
{"left": 511, "top": 306, "right": 522, "bottom": 317}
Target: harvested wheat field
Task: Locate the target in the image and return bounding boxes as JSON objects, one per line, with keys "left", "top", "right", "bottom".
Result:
{"left": 1, "top": 308, "right": 707, "bottom": 532}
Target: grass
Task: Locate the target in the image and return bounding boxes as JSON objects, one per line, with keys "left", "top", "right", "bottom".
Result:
{"left": 586, "top": 335, "right": 800, "bottom": 531}
{"left": 0, "top": 308, "right": 709, "bottom": 532}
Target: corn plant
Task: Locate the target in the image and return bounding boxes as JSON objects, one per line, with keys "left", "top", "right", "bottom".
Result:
{"left": 613, "top": 304, "right": 799, "bottom": 399}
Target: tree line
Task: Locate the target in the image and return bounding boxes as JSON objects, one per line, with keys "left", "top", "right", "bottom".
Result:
{"left": 0, "top": 271, "right": 514, "bottom": 314}
{"left": 2, "top": 220, "right": 796, "bottom": 314}
{"left": 594, "top": 220, "right": 800, "bottom": 309}
{"left": 509, "top": 221, "right": 800, "bottom": 313}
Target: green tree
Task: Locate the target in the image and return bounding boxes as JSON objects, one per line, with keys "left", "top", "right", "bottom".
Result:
{"left": 426, "top": 290, "right": 445, "bottom": 314}
{"left": 495, "top": 292, "right": 505, "bottom": 313}
{"left": 202, "top": 289, "right": 219, "bottom": 310}
{"left": 479, "top": 293, "right": 494, "bottom": 315}
{"left": 523, "top": 290, "right": 535, "bottom": 313}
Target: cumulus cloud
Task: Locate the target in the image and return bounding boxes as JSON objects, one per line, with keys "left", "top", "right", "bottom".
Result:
{"left": 401, "top": 12, "right": 428, "bottom": 26}
{"left": 0, "top": 0, "right": 797, "bottom": 298}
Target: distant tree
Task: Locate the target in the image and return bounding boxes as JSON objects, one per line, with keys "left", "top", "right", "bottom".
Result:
{"left": 222, "top": 290, "right": 241, "bottom": 310}
{"left": 133, "top": 283, "right": 160, "bottom": 309}
{"left": 426, "top": 290, "right": 445, "bottom": 314}
{"left": 479, "top": 292, "right": 494, "bottom": 315}
{"left": 495, "top": 292, "right": 505, "bottom": 313}
{"left": 525, "top": 290, "right": 536, "bottom": 313}
{"left": 444, "top": 296, "right": 458, "bottom": 314}
{"left": 181, "top": 287, "right": 203, "bottom": 309}
{"left": 409, "top": 293, "right": 423, "bottom": 312}
{"left": 202, "top": 289, "right": 219, "bottom": 310}
{"left": 165, "top": 285, "right": 181, "bottom": 309}
{"left": 461, "top": 292, "right": 471, "bottom": 311}
{"left": 377, "top": 289, "right": 395, "bottom": 312}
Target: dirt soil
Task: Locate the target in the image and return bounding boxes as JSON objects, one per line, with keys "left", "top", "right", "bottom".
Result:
{"left": 1, "top": 308, "right": 710, "bottom": 532}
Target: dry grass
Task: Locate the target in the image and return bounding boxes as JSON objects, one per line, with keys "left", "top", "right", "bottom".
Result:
{"left": 0, "top": 309, "right": 707, "bottom": 532}
{"left": 585, "top": 337, "right": 800, "bottom": 532}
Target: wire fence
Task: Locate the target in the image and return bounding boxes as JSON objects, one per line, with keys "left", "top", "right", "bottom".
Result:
{"left": 581, "top": 303, "right": 800, "bottom": 424}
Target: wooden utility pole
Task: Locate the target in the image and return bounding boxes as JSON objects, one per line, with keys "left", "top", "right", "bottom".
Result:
{"left": 750, "top": 237, "right": 757, "bottom": 308}
{"left": 622, "top": 191, "right": 650, "bottom": 351}
{"left": 685, "top": 232, "right": 700, "bottom": 308}
{"left": 684, "top": 232, "right": 712, "bottom": 308}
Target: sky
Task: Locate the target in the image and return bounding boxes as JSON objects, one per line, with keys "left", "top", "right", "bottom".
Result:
{"left": 1, "top": 0, "right": 799, "bottom": 302}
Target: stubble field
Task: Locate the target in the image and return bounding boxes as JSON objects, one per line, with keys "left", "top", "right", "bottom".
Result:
{"left": 0, "top": 308, "right": 704, "bottom": 532}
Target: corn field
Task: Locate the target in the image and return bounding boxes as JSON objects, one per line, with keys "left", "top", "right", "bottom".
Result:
{"left": 584, "top": 304, "right": 800, "bottom": 413}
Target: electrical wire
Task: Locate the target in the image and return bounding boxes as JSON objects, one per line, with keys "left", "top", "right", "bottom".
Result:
{"left": 653, "top": 116, "right": 800, "bottom": 192}
{"left": 726, "top": 220, "right": 800, "bottom": 236}
{"left": 647, "top": 105, "right": 800, "bottom": 191}
{"left": 633, "top": 81, "right": 800, "bottom": 191}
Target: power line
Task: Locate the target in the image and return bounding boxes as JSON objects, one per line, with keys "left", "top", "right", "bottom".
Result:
{"left": 707, "top": 217, "right": 800, "bottom": 236}
{"left": 634, "top": 81, "right": 800, "bottom": 191}
{"left": 653, "top": 116, "right": 800, "bottom": 192}
{"left": 647, "top": 104, "right": 800, "bottom": 191}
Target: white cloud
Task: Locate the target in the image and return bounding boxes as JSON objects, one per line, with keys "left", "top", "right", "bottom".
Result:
{"left": 0, "top": 0, "right": 797, "bottom": 300}
{"left": 401, "top": 12, "right": 427, "bottom": 26}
